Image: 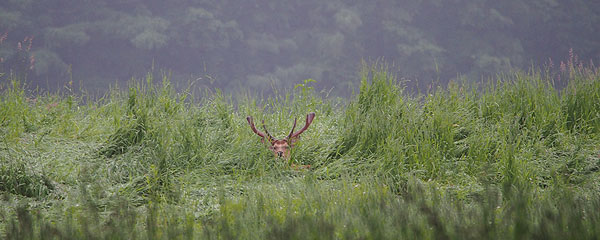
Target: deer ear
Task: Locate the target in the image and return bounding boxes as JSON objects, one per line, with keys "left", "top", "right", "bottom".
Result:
{"left": 288, "top": 137, "right": 299, "bottom": 146}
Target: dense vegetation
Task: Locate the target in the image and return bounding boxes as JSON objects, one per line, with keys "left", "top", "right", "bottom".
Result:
{"left": 1, "top": 0, "right": 599, "bottom": 93}
{"left": 1, "top": 57, "right": 599, "bottom": 239}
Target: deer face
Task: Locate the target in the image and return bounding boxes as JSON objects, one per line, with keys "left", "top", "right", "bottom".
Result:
{"left": 247, "top": 112, "right": 315, "bottom": 159}
{"left": 270, "top": 139, "right": 291, "bottom": 158}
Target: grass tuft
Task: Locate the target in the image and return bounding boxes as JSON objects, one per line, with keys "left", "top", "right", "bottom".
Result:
{"left": 1, "top": 62, "right": 600, "bottom": 239}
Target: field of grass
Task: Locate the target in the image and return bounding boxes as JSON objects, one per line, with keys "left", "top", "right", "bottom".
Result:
{"left": 1, "top": 61, "right": 600, "bottom": 239}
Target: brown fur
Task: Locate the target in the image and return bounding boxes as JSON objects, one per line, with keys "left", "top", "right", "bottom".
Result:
{"left": 247, "top": 113, "right": 315, "bottom": 164}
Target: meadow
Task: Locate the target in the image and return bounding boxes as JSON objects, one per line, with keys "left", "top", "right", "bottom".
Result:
{"left": 1, "top": 60, "right": 600, "bottom": 239}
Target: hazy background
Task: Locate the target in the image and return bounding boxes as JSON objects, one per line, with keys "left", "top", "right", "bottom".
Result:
{"left": 1, "top": 0, "right": 599, "bottom": 95}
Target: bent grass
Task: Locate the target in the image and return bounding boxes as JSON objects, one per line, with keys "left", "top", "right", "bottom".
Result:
{"left": 1, "top": 63, "right": 600, "bottom": 239}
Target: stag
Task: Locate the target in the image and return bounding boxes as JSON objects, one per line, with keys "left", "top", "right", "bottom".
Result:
{"left": 246, "top": 112, "right": 315, "bottom": 159}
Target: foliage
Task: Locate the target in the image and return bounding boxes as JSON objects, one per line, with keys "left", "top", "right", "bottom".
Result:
{"left": 1, "top": 63, "right": 600, "bottom": 238}
{"left": 1, "top": 1, "right": 599, "bottom": 94}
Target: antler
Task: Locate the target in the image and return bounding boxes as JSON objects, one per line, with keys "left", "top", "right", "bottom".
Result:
{"left": 286, "top": 118, "right": 297, "bottom": 139}
{"left": 289, "top": 112, "right": 316, "bottom": 139}
{"left": 246, "top": 116, "right": 268, "bottom": 139}
{"left": 262, "top": 120, "right": 275, "bottom": 142}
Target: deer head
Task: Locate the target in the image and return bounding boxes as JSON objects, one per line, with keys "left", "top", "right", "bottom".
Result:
{"left": 246, "top": 112, "right": 316, "bottom": 158}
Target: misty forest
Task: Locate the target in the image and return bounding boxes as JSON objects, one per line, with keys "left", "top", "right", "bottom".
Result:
{"left": 1, "top": 0, "right": 600, "bottom": 239}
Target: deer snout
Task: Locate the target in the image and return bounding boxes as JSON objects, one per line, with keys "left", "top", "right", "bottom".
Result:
{"left": 277, "top": 151, "right": 284, "bottom": 158}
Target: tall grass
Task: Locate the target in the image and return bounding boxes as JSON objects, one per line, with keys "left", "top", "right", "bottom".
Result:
{"left": 1, "top": 61, "right": 599, "bottom": 239}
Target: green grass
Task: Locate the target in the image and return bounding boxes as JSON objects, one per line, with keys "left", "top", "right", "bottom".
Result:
{"left": 1, "top": 63, "right": 600, "bottom": 239}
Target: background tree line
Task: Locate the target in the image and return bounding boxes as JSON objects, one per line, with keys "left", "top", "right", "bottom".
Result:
{"left": 1, "top": 0, "right": 599, "bottom": 95}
